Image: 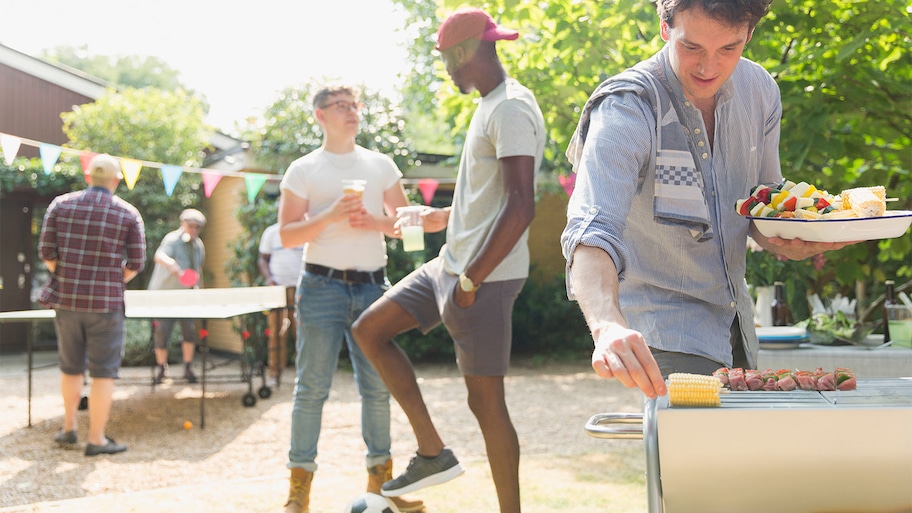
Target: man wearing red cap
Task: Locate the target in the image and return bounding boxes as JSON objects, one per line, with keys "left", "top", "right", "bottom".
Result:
{"left": 353, "top": 8, "right": 545, "bottom": 513}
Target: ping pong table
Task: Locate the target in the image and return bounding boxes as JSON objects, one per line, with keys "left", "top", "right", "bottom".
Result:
{"left": 0, "top": 286, "right": 288, "bottom": 429}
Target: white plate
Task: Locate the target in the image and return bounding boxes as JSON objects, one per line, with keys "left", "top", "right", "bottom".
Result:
{"left": 749, "top": 211, "right": 912, "bottom": 242}
{"left": 759, "top": 341, "right": 805, "bottom": 350}
{"left": 756, "top": 326, "right": 808, "bottom": 340}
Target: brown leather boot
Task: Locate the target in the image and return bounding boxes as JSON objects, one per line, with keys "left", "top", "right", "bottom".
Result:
{"left": 284, "top": 468, "right": 313, "bottom": 513}
{"left": 367, "top": 459, "right": 425, "bottom": 512}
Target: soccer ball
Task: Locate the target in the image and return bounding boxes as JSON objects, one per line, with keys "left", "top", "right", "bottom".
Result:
{"left": 343, "top": 493, "right": 400, "bottom": 513}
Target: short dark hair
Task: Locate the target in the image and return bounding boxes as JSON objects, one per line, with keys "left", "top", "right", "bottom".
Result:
{"left": 657, "top": 0, "right": 773, "bottom": 30}
{"left": 312, "top": 85, "right": 359, "bottom": 112}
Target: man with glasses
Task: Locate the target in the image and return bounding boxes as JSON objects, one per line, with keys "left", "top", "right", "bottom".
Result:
{"left": 352, "top": 9, "right": 545, "bottom": 513}
{"left": 147, "top": 208, "right": 206, "bottom": 384}
{"left": 277, "top": 85, "right": 423, "bottom": 513}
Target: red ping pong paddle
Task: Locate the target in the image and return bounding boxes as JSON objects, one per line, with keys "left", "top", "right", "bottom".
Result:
{"left": 179, "top": 269, "right": 199, "bottom": 287}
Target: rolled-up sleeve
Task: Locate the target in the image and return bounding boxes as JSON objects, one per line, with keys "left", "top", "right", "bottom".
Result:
{"left": 560, "top": 92, "right": 655, "bottom": 299}
{"left": 38, "top": 200, "right": 59, "bottom": 262}
{"left": 125, "top": 213, "right": 146, "bottom": 272}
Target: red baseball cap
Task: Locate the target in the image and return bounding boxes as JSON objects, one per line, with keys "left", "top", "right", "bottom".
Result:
{"left": 435, "top": 8, "right": 519, "bottom": 51}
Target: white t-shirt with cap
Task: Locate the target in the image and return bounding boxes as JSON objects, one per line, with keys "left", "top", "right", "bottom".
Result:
{"left": 279, "top": 146, "right": 402, "bottom": 271}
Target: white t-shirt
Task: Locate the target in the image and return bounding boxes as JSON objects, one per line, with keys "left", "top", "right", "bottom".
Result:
{"left": 279, "top": 146, "right": 402, "bottom": 271}
{"left": 258, "top": 223, "right": 303, "bottom": 286}
{"left": 443, "top": 78, "right": 546, "bottom": 282}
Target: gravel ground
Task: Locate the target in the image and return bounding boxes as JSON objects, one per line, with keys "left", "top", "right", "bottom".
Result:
{"left": 0, "top": 350, "right": 646, "bottom": 512}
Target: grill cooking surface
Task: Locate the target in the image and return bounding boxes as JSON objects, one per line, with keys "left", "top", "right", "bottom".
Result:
{"left": 667, "top": 377, "right": 912, "bottom": 409}
{"left": 653, "top": 378, "right": 912, "bottom": 513}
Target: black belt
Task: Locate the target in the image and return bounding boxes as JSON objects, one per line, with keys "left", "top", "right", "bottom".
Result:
{"left": 304, "top": 263, "right": 385, "bottom": 284}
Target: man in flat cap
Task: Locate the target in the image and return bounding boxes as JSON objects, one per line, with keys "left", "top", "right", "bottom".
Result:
{"left": 353, "top": 8, "right": 545, "bottom": 512}
{"left": 39, "top": 153, "right": 146, "bottom": 456}
{"left": 147, "top": 208, "right": 207, "bottom": 384}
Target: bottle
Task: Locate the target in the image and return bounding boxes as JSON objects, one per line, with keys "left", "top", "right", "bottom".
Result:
{"left": 771, "top": 281, "right": 792, "bottom": 326}
{"left": 883, "top": 280, "right": 896, "bottom": 343}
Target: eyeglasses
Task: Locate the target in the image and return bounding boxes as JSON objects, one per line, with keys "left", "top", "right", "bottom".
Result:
{"left": 319, "top": 100, "right": 364, "bottom": 113}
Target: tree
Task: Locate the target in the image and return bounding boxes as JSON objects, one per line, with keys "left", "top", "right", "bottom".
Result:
{"left": 41, "top": 45, "right": 195, "bottom": 93}
{"left": 61, "top": 87, "right": 213, "bottom": 288}
{"left": 240, "top": 80, "right": 417, "bottom": 174}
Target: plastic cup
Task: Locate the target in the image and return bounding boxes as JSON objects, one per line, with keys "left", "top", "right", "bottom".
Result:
{"left": 396, "top": 206, "right": 425, "bottom": 252}
{"left": 886, "top": 304, "right": 912, "bottom": 348}
{"left": 341, "top": 179, "right": 366, "bottom": 199}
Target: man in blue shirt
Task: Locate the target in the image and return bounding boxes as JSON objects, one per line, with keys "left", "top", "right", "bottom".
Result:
{"left": 561, "top": 0, "right": 855, "bottom": 398}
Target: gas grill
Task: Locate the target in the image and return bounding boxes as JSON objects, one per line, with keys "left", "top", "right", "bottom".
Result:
{"left": 586, "top": 378, "right": 912, "bottom": 513}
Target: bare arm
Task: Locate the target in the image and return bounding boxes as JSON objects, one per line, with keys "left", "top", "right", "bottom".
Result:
{"left": 570, "top": 245, "right": 667, "bottom": 399}
{"left": 258, "top": 252, "right": 275, "bottom": 285}
{"left": 278, "top": 189, "right": 361, "bottom": 248}
{"left": 350, "top": 181, "right": 410, "bottom": 238}
{"left": 454, "top": 155, "right": 536, "bottom": 308}
{"left": 123, "top": 268, "right": 138, "bottom": 283}
{"left": 153, "top": 250, "right": 181, "bottom": 276}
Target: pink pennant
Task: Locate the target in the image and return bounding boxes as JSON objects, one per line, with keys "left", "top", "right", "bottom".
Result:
{"left": 558, "top": 173, "right": 576, "bottom": 197}
{"left": 202, "top": 170, "right": 223, "bottom": 198}
{"left": 80, "top": 152, "right": 98, "bottom": 183}
{"left": 418, "top": 178, "right": 439, "bottom": 205}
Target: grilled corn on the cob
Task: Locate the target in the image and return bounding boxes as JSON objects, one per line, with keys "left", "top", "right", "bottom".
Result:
{"left": 668, "top": 373, "right": 723, "bottom": 407}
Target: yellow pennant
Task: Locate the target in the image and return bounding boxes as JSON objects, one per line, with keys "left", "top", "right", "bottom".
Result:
{"left": 120, "top": 158, "right": 143, "bottom": 190}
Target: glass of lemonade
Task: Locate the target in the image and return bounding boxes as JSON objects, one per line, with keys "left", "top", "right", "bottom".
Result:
{"left": 396, "top": 206, "right": 425, "bottom": 252}
{"left": 886, "top": 304, "right": 912, "bottom": 348}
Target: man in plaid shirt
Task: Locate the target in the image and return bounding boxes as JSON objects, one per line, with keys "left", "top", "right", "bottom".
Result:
{"left": 38, "top": 153, "right": 146, "bottom": 456}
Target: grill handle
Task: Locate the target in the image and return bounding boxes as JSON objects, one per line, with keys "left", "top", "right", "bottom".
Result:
{"left": 584, "top": 412, "right": 644, "bottom": 439}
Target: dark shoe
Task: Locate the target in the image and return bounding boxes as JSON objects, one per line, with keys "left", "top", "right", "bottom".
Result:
{"left": 153, "top": 364, "right": 169, "bottom": 385}
{"left": 85, "top": 437, "right": 127, "bottom": 456}
{"left": 54, "top": 429, "right": 77, "bottom": 446}
{"left": 381, "top": 448, "right": 464, "bottom": 497}
{"left": 184, "top": 365, "right": 198, "bottom": 383}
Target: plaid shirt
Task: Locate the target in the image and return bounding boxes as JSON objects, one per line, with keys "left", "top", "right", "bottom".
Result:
{"left": 38, "top": 187, "right": 146, "bottom": 312}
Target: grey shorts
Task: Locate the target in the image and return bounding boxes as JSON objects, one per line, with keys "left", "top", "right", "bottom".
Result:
{"left": 153, "top": 318, "right": 198, "bottom": 348}
{"left": 54, "top": 309, "right": 125, "bottom": 378}
{"left": 385, "top": 257, "right": 525, "bottom": 376}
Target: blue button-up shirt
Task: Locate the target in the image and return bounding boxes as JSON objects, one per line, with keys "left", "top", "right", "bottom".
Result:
{"left": 561, "top": 47, "right": 782, "bottom": 367}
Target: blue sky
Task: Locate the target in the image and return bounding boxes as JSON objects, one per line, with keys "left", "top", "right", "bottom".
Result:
{"left": 2, "top": 0, "right": 411, "bottom": 133}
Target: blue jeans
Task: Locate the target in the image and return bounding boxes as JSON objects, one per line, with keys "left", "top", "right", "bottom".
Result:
{"left": 288, "top": 271, "right": 391, "bottom": 471}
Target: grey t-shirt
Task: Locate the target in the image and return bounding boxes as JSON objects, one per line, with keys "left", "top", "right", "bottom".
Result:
{"left": 147, "top": 228, "right": 205, "bottom": 290}
{"left": 443, "top": 78, "right": 546, "bottom": 282}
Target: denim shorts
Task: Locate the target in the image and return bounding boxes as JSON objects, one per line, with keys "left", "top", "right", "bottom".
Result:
{"left": 54, "top": 308, "right": 125, "bottom": 378}
{"left": 385, "top": 257, "right": 525, "bottom": 376}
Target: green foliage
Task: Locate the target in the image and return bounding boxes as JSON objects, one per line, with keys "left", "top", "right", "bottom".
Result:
{"left": 241, "top": 81, "right": 417, "bottom": 174}
{"left": 60, "top": 87, "right": 213, "bottom": 288}
{"left": 41, "top": 45, "right": 196, "bottom": 95}
{"left": 394, "top": 0, "right": 911, "bottom": 322}
{"left": 0, "top": 157, "right": 82, "bottom": 196}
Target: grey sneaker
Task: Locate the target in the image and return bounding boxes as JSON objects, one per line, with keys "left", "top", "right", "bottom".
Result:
{"left": 381, "top": 448, "right": 465, "bottom": 497}
{"left": 54, "top": 429, "right": 77, "bottom": 446}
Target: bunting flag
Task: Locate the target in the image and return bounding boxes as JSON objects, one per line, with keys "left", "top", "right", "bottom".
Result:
{"left": 120, "top": 158, "right": 143, "bottom": 190}
{"left": 202, "top": 170, "right": 222, "bottom": 198}
{"left": 79, "top": 152, "right": 98, "bottom": 183}
{"left": 559, "top": 172, "right": 576, "bottom": 197}
{"left": 244, "top": 173, "right": 268, "bottom": 203}
{"left": 161, "top": 164, "right": 183, "bottom": 197}
{"left": 418, "top": 178, "right": 439, "bottom": 205}
{"left": 1, "top": 134, "right": 21, "bottom": 165}
{"left": 39, "top": 143, "right": 62, "bottom": 175}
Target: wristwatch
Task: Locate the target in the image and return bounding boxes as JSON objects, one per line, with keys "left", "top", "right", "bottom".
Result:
{"left": 458, "top": 273, "right": 480, "bottom": 293}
